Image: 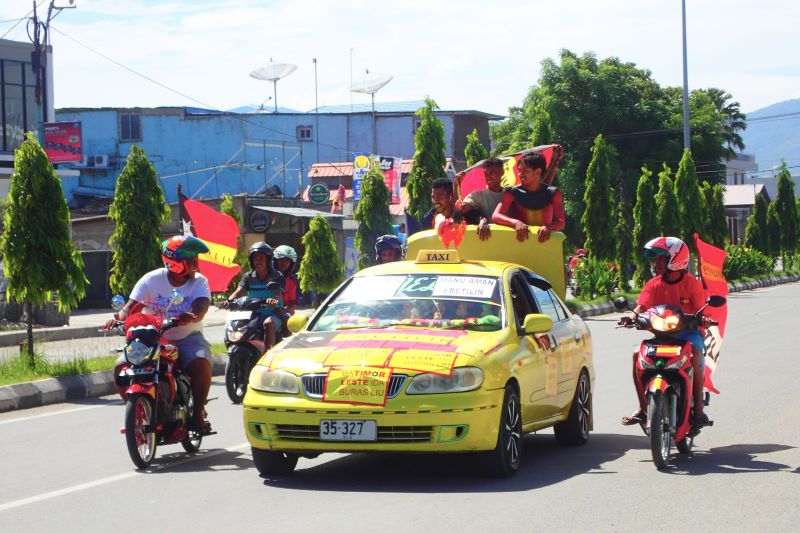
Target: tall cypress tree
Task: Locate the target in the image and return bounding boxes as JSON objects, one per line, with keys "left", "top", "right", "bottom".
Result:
{"left": 613, "top": 190, "right": 633, "bottom": 291}
{"left": 632, "top": 165, "right": 658, "bottom": 287}
{"left": 354, "top": 160, "right": 392, "bottom": 270}
{"left": 581, "top": 134, "right": 616, "bottom": 260}
{"left": 744, "top": 193, "right": 769, "bottom": 254}
{"left": 109, "top": 146, "right": 169, "bottom": 295}
{"left": 298, "top": 215, "right": 344, "bottom": 304}
{"left": 766, "top": 202, "right": 781, "bottom": 260}
{"left": 0, "top": 133, "right": 87, "bottom": 363}
{"left": 674, "top": 149, "right": 708, "bottom": 250}
{"left": 774, "top": 162, "right": 798, "bottom": 267}
{"left": 406, "top": 98, "right": 447, "bottom": 220}
{"left": 655, "top": 163, "right": 680, "bottom": 237}
{"left": 703, "top": 182, "right": 729, "bottom": 247}
{"left": 464, "top": 128, "right": 489, "bottom": 167}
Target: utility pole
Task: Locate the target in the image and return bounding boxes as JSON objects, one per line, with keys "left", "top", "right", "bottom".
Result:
{"left": 681, "top": 0, "right": 691, "bottom": 150}
{"left": 313, "top": 57, "right": 320, "bottom": 163}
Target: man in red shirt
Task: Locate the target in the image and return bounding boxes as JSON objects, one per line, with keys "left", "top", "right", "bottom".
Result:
{"left": 619, "top": 237, "right": 710, "bottom": 427}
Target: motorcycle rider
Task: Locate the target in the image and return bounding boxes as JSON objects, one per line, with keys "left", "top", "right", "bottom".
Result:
{"left": 222, "top": 242, "right": 284, "bottom": 350}
{"left": 110, "top": 235, "right": 213, "bottom": 434}
{"left": 273, "top": 245, "right": 299, "bottom": 317}
{"left": 375, "top": 234, "right": 404, "bottom": 264}
{"left": 619, "top": 237, "right": 711, "bottom": 428}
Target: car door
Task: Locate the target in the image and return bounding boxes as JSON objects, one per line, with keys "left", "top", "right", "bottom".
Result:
{"left": 525, "top": 273, "right": 580, "bottom": 416}
{"left": 506, "top": 271, "right": 554, "bottom": 423}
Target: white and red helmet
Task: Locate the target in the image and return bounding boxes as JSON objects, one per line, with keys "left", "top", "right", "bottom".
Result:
{"left": 644, "top": 236, "right": 689, "bottom": 271}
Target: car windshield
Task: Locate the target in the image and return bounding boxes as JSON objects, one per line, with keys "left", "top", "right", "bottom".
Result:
{"left": 310, "top": 274, "right": 503, "bottom": 332}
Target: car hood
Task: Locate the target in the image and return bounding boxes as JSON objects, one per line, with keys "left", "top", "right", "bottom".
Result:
{"left": 261, "top": 327, "right": 506, "bottom": 375}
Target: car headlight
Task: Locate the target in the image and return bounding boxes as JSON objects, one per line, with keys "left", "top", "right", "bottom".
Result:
{"left": 406, "top": 367, "right": 483, "bottom": 394}
{"left": 226, "top": 330, "right": 244, "bottom": 343}
{"left": 649, "top": 314, "right": 680, "bottom": 332}
{"left": 125, "top": 340, "right": 153, "bottom": 365}
{"left": 249, "top": 367, "right": 299, "bottom": 394}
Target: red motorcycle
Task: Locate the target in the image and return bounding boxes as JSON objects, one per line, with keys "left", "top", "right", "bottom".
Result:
{"left": 615, "top": 295, "right": 725, "bottom": 470}
{"left": 109, "top": 297, "right": 214, "bottom": 469}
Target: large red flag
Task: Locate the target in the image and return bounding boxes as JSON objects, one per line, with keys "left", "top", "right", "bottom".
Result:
{"left": 179, "top": 189, "right": 241, "bottom": 292}
{"left": 456, "top": 145, "right": 558, "bottom": 200}
{"left": 694, "top": 233, "right": 729, "bottom": 394}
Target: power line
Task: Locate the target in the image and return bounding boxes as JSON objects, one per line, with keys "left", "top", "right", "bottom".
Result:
{"left": 0, "top": 0, "right": 47, "bottom": 40}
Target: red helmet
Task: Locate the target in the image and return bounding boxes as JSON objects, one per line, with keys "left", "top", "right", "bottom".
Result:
{"left": 161, "top": 235, "right": 209, "bottom": 275}
{"left": 644, "top": 236, "right": 689, "bottom": 271}
{"left": 575, "top": 248, "right": 587, "bottom": 257}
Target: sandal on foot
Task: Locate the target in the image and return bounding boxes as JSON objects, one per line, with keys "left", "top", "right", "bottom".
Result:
{"left": 621, "top": 409, "right": 646, "bottom": 426}
{"left": 188, "top": 420, "right": 213, "bottom": 435}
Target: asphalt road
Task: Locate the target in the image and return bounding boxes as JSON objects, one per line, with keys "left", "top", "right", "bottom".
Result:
{"left": 1, "top": 284, "right": 798, "bottom": 532}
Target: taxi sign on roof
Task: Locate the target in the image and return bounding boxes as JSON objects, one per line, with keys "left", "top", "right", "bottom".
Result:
{"left": 415, "top": 249, "right": 461, "bottom": 264}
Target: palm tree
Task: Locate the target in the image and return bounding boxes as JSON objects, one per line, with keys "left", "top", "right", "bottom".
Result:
{"left": 706, "top": 88, "right": 747, "bottom": 159}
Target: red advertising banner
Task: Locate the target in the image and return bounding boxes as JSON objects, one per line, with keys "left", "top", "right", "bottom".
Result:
{"left": 43, "top": 122, "right": 83, "bottom": 163}
{"left": 378, "top": 156, "right": 401, "bottom": 204}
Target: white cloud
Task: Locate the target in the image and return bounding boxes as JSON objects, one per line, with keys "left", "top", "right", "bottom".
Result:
{"left": 0, "top": 0, "right": 797, "bottom": 115}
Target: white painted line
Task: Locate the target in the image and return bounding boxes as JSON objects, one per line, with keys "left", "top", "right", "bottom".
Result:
{"left": 0, "top": 403, "right": 116, "bottom": 426}
{"left": 0, "top": 442, "right": 250, "bottom": 513}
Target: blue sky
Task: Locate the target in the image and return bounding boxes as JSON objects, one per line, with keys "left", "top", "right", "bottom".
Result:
{"left": 1, "top": 0, "right": 798, "bottom": 115}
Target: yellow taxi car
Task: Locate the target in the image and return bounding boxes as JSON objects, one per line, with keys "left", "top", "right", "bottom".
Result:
{"left": 242, "top": 226, "right": 593, "bottom": 477}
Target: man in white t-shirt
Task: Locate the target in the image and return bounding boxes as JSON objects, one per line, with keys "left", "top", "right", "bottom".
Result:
{"left": 111, "top": 235, "right": 213, "bottom": 434}
{"left": 457, "top": 157, "right": 505, "bottom": 240}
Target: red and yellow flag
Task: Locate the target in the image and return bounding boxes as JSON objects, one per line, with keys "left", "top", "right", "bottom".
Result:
{"left": 456, "top": 145, "right": 558, "bottom": 200}
{"left": 179, "top": 191, "right": 241, "bottom": 292}
{"left": 694, "top": 233, "right": 729, "bottom": 394}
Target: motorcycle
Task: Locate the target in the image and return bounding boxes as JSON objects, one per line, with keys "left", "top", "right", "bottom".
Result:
{"left": 615, "top": 294, "right": 725, "bottom": 470}
{"left": 223, "top": 294, "right": 285, "bottom": 404}
{"left": 107, "top": 292, "right": 214, "bottom": 469}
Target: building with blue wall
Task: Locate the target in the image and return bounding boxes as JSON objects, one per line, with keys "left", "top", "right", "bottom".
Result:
{"left": 55, "top": 101, "right": 501, "bottom": 206}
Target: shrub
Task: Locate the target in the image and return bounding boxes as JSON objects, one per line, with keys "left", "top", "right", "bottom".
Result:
{"left": 575, "top": 258, "right": 618, "bottom": 300}
{"left": 723, "top": 245, "right": 774, "bottom": 280}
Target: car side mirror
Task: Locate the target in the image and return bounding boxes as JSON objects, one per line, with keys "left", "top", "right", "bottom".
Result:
{"left": 707, "top": 295, "right": 726, "bottom": 307}
{"left": 523, "top": 313, "right": 553, "bottom": 335}
{"left": 287, "top": 314, "right": 309, "bottom": 333}
{"left": 613, "top": 296, "right": 630, "bottom": 310}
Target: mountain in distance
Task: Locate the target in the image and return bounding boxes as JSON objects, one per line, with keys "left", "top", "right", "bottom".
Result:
{"left": 739, "top": 98, "right": 800, "bottom": 172}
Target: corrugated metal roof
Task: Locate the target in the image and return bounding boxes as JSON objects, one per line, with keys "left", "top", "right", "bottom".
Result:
{"left": 251, "top": 206, "right": 343, "bottom": 218}
{"left": 724, "top": 183, "right": 767, "bottom": 207}
{"left": 308, "top": 158, "right": 454, "bottom": 178}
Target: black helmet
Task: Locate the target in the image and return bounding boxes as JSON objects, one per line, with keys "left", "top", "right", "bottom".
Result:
{"left": 375, "top": 234, "right": 403, "bottom": 262}
{"left": 248, "top": 242, "right": 274, "bottom": 270}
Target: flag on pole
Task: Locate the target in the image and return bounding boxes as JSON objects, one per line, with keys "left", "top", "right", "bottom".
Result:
{"left": 178, "top": 187, "right": 241, "bottom": 292}
{"left": 694, "top": 233, "right": 729, "bottom": 394}
{"left": 456, "top": 144, "right": 559, "bottom": 200}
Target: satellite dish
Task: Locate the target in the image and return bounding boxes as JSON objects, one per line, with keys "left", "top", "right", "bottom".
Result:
{"left": 249, "top": 59, "right": 297, "bottom": 112}
{"left": 350, "top": 72, "right": 393, "bottom": 94}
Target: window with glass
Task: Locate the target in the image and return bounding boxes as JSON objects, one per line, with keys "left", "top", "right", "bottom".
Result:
{"left": 119, "top": 113, "right": 141, "bottom": 141}
{"left": 310, "top": 274, "right": 504, "bottom": 332}
{"left": 1, "top": 59, "right": 39, "bottom": 152}
{"left": 296, "top": 125, "right": 313, "bottom": 142}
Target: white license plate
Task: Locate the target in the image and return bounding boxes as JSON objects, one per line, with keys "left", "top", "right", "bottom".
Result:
{"left": 319, "top": 419, "right": 377, "bottom": 441}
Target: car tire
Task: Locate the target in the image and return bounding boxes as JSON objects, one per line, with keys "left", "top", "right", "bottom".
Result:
{"left": 252, "top": 447, "right": 299, "bottom": 476}
{"left": 480, "top": 384, "right": 522, "bottom": 478}
{"left": 554, "top": 371, "right": 591, "bottom": 446}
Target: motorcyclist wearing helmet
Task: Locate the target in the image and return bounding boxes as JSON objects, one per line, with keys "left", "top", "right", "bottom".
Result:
{"left": 110, "top": 235, "right": 214, "bottom": 434}
{"left": 273, "top": 245, "right": 299, "bottom": 317}
{"left": 618, "top": 237, "right": 711, "bottom": 428}
{"left": 222, "top": 242, "right": 284, "bottom": 349}
{"left": 375, "top": 234, "right": 403, "bottom": 264}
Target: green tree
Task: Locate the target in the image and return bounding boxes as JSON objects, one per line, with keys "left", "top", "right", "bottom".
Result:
{"left": 219, "top": 194, "right": 248, "bottom": 292}
{"left": 632, "top": 165, "right": 658, "bottom": 287}
{"left": 613, "top": 190, "right": 633, "bottom": 290}
{"left": 0, "top": 133, "right": 87, "bottom": 364}
{"left": 108, "top": 146, "right": 169, "bottom": 295}
{"left": 705, "top": 88, "right": 747, "bottom": 159}
{"left": 406, "top": 97, "right": 447, "bottom": 220}
{"left": 774, "top": 162, "right": 799, "bottom": 268}
{"left": 464, "top": 128, "right": 489, "bottom": 166}
{"left": 581, "top": 134, "right": 616, "bottom": 260}
{"left": 766, "top": 202, "right": 781, "bottom": 260}
{"left": 353, "top": 160, "right": 392, "bottom": 270}
{"left": 298, "top": 215, "right": 344, "bottom": 305}
{"left": 703, "top": 182, "right": 728, "bottom": 247}
{"left": 674, "top": 149, "right": 708, "bottom": 248}
{"left": 655, "top": 163, "right": 680, "bottom": 237}
{"left": 744, "top": 193, "right": 769, "bottom": 254}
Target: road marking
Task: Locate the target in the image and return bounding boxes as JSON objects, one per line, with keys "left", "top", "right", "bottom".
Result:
{"left": 0, "top": 403, "right": 116, "bottom": 426}
{"left": 0, "top": 442, "right": 250, "bottom": 513}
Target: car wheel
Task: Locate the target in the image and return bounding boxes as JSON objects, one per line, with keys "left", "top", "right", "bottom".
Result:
{"left": 252, "top": 448, "right": 299, "bottom": 476}
{"left": 554, "top": 371, "right": 591, "bottom": 446}
{"left": 481, "top": 384, "right": 522, "bottom": 478}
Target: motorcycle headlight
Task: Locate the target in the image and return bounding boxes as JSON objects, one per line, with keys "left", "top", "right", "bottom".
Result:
{"left": 664, "top": 355, "right": 688, "bottom": 370}
{"left": 649, "top": 314, "right": 680, "bottom": 332}
{"left": 226, "top": 330, "right": 244, "bottom": 343}
{"left": 125, "top": 340, "right": 153, "bottom": 365}
{"left": 249, "top": 367, "right": 299, "bottom": 394}
{"left": 406, "top": 367, "right": 483, "bottom": 394}
{"left": 639, "top": 354, "right": 656, "bottom": 370}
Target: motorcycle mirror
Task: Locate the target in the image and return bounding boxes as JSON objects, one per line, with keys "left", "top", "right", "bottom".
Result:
{"left": 613, "top": 296, "right": 630, "bottom": 310}
{"left": 111, "top": 294, "right": 126, "bottom": 311}
{"left": 707, "top": 295, "right": 726, "bottom": 308}
{"left": 168, "top": 289, "right": 185, "bottom": 306}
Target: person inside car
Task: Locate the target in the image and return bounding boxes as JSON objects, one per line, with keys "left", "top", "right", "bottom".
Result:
{"left": 457, "top": 157, "right": 505, "bottom": 241}
{"left": 375, "top": 234, "right": 404, "bottom": 264}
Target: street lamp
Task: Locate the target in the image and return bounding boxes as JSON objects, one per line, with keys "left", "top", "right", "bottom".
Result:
{"left": 681, "top": 0, "right": 691, "bottom": 149}
{"left": 350, "top": 70, "right": 393, "bottom": 155}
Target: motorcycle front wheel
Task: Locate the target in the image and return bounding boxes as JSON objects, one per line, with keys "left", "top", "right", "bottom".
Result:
{"left": 648, "top": 390, "right": 671, "bottom": 470}
{"left": 125, "top": 395, "right": 157, "bottom": 469}
{"left": 225, "top": 352, "right": 249, "bottom": 404}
